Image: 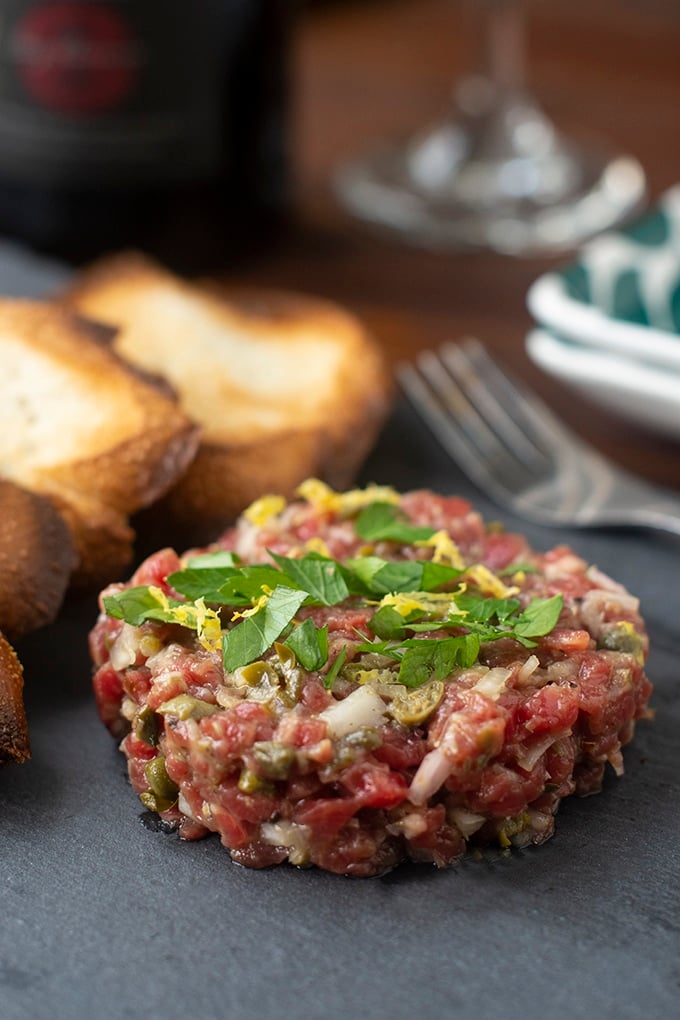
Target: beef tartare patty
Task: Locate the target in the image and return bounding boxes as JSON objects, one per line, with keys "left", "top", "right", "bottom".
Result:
{"left": 90, "top": 481, "right": 652, "bottom": 877}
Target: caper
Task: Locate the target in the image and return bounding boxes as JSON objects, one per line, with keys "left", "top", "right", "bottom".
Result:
{"left": 134, "top": 704, "right": 159, "bottom": 747}
{"left": 388, "top": 680, "right": 445, "bottom": 727}
{"left": 237, "top": 768, "right": 274, "bottom": 796}
{"left": 252, "top": 741, "right": 296, "bottom": 779}
{"left": 144, "top": 756, "right": 179, "bottom": 805}
{"left": 156, "top": 694, "right": 220, "bottom": 721}
{"left": 239, "top": 661, "right": 271, "bottom": 685}
{"left": 274, "top": 641, "right": 297, "bottom": 672}
{"left": 598, "top": 622, "right": 645, "bottom": 663}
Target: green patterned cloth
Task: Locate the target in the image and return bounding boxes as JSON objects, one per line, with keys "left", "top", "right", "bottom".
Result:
{"left": 560, "top": 186, "right": 680, "bottom": 333}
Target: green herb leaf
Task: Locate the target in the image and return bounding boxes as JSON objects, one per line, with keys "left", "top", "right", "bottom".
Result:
{"left": 285, "top": 619, "right": 329, "bottom": 671}
{"left": 323, "top": 647, "right": 347, "bottom": 690}
{"left": 354, "top": 502, "right": 436, "bottom": 544}
{"left": 369, "top": 605, "right": 410, "bottom": 640}
{"left": 513, "top": 594, "right": 563, "bottom": 638}
{"left": 397, "top": 635, "right": 481, "bottom": 687}
{"left": 222, "top": 587, "right": 308, "bottom": 672}
{"left": 103, "top": 586, "right": 182, "bottom": 627}
{"left": 454, "top": 593, "right": 521, "bottom": 625}
{"left": 185, "top": 550, "right": 242, "bottom": 568}
{"left": 269, "top": 552, "right": 349, "bottom": 606}
{"left": 168, "top": 567, "right": 241, "bottom": 602}
{"left": 345, "top": 556, "right": 461, "bottom": 596}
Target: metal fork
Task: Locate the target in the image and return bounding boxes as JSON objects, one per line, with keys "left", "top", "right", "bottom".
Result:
{"left": 397, "top": 338, "right": 680, "bottom": 537}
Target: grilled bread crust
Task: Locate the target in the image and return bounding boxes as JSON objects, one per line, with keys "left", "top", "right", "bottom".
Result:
{"left": 0, "top": 299, "right": 200, "bottom": 581}
{"left": 63, "top": 253, "right": 392, "bottom": 541}
{"left": 0, "top": 632, "right": 30, "bottom": 765}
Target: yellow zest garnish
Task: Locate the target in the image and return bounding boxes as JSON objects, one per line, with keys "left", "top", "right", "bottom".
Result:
{"left": 415, "top": 530, "right": 465, "bottom": 569}
{"left": 243, "top": 494, "right": 286, "bottom": 527}
{"left": 464, "top": 564, "right": 519, "bottom": 598}
{"left": 303, "top": 536, "right": 332, "bottom": 558}
{"left": 379, "top": 590, "right": 462, "bottom": 618}
{"left": 355, "top": 668, "right": 399, "bottom": 686}
{"left": 194, "top": 598, "right": 223, "bottom": 652}
{"left": 295, "top": 478, "right": 400, "bottom": 516}
{"left": 147, "top": 587, "right": 222, "bottom": 652}
{"left": 230, "top": 586, "right": 273, "bottom": 621}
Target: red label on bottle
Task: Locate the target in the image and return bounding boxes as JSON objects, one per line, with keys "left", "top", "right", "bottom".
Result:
{"left": 12, "top": 2, "right": 141, "bottom": 114}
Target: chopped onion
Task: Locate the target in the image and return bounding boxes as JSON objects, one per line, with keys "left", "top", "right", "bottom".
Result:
{"left": 471, "top": 666, "right": 511, "bottom": 701}
{"left": 585, "top": 565, "right": 628, "bottom": 593}
{"left": 581, "top": 588, "right": 639, "bottom": 636}
{"left": 261, "top": 820, "right": 310, "bottom": 866}
{"left": 515, "top": 734, "right": 556, "bottom": 771}
{"left": 386, "top": 813, "right": 428, "bottom": 840}
{"left": 178, "top": 791, "right": 199, "bottom": 822}
{"left": 449, "top": 807, "right": 486, "bottom": 838}
{"left": 110, "top": 623, "right": 141, "bottom": 671}
{"left": 517, "top": 655, "right": 540, "bottom": 687}
{"left": 606, "top": 747, "right": 625, "bottom": 777}
{"left": 408, "top": 747, "right": 453, "bottom": 806}
{"left": 319, "top": 685, "right": 388, "bottom": 739}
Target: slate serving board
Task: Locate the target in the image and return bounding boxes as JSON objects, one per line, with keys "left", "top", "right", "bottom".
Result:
{"left": 1, "top": 248, "right": 678, "bottom": 1020}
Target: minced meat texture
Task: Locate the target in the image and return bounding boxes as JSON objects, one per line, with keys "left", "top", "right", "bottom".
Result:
{"left": 90, "top": 483, "right": 653, "bottom": 877}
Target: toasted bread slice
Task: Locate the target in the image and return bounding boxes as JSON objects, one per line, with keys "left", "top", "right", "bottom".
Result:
{"left": 0, "top": 479, "right": 77, "bottom": 640}
{"left": 0, "top": 631, "right": 30, "bottom": 765}
{"left": 0, "top": 300, "right": 200, "bottom": 581}
{"left": 63, "top": 253, "right": 392, "bottom": 540}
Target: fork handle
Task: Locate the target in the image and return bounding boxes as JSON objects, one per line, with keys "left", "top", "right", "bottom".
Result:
{"left": 618, "top": 502, "right": 680, "bottom": 537}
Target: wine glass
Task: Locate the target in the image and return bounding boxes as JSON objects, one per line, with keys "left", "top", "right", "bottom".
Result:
{"left": 334, "top": 0, "right": 646, "bottom": 256}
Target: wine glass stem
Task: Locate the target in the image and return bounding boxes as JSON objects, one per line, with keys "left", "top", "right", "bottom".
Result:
{"left": 468, "top": 0, "right": 527, "bottom": 95}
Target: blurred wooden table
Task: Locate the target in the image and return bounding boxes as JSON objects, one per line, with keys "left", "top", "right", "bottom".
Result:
{"left": 230, "top": 0, "right": 680, "bottom": 490}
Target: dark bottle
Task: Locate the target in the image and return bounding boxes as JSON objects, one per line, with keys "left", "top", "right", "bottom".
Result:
{"left": 0, "top": 0, "right": 293, "bottom": 270}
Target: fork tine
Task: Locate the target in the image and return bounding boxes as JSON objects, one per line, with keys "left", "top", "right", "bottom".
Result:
{"left": 459, "top": 337, "right": 596, "bottom": 462}
{"left": 396, "top": 359, "right": 488, "bottom": 486}
{"left": 397, "top": 351, "right": 535, "bottom": 496}
{"left": 439, "top": 341, "right": 552, "bottom": 470}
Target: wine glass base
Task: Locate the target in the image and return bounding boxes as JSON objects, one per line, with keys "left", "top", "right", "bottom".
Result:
{"left": 334, "top": 137, "right": 646, "bottom": 256}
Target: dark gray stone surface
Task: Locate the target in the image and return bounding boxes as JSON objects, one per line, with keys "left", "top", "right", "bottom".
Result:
{"left": 0, "top": 248, "right": 678, "bottom": 1019}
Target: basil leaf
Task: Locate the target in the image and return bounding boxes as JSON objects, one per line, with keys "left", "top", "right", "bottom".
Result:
{"left": 354, "top": 502, "right": 436, "bottom": 544}
{"left": 222, "top": 587, "right": 308, "bottom": 672}
{"left": 269, "top": 552, "right": 349, "bottom": 606}
{"left": 285, "top": 619, "right": 329, "bottom": 671}
{"left": 513, "top": 594, "right": 563, "bottom": 638}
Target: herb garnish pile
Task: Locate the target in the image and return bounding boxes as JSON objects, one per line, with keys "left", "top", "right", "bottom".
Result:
{"left": 104, "top": 503, "right": 562, "bottom": 690}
